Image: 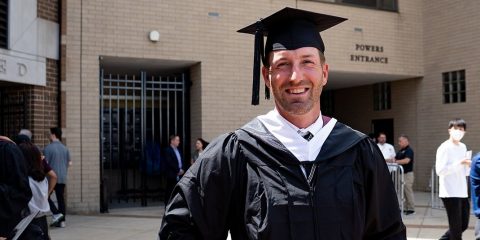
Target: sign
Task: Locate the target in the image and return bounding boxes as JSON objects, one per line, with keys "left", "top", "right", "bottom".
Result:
{"left": 0, "top": 50, "right": 46, "bottom": 86}
{"left": 350, "top": 44, "right": 388, "bottom": 64}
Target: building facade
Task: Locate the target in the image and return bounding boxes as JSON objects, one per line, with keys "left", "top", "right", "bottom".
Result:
{"left": 2, "top": 0, "right": 479, "bottom": 213}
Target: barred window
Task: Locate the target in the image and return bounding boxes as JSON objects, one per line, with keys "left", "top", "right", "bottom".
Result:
{"left": 0, "top": 0, "right": 7, "bottom": 49}
{"left": 373, "top": 82, "right": 391, "bottom": 111}
{"left": 443, "top": 70, "right": 466, "bottom": 104}
{"left": 313, "top": 0, "right": 397, "bottom": 11}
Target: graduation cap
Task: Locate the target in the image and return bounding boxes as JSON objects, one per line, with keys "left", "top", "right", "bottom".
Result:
{"left": 238, "top": 7, "right": 347, "bottom": 105}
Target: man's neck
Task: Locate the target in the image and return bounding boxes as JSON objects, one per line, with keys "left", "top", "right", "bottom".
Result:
{"left": 170, "top": 144, "right": 177, "bottom": 149}
{"left": 277, "top": 108, "right": 320, "bottom": 129}
{"left": 449, "top": 138, "right": 461, "bottom": 145}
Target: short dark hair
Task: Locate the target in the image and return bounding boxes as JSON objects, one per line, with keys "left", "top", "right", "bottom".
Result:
{"left": 448, "top": 118, "right": 466, "bottom": 130}
{"left": 169, "top": 135, "right": 179, "bottom": 143}
{"left": 50, "top": 127, "right": 62, "bottom": 139}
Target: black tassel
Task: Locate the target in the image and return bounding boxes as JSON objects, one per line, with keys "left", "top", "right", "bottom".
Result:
{"left": 252, "top": 21, "right": 263, "bottom": 105}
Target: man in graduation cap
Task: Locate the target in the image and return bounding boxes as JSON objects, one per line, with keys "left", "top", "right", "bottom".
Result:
{"left": 159, "top": 7, "right": 406, "bottom": 240}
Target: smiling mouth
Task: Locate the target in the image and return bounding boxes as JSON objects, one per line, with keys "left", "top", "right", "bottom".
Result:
{"left": 287, "top": 88, "right": 309, "bottom": 94}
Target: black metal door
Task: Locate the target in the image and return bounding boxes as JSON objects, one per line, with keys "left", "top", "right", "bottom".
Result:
{"left": 100, "top": 70, "right": 189, "bottom": 211}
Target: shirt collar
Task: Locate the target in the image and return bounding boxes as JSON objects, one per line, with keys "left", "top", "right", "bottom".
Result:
{"left": 273, "top": 108, "right": 323, "bottom": 136}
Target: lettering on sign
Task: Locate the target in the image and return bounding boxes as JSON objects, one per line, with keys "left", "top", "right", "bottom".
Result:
{"left": 18, "top": 63, "right": 27, "bottom": 76}
{"left": 350, "top": 44, "right": 388, "bottom": 64}
{"left": 0, "top": 59, "right": 6, "bottom": 73}
{"left": 0, "top": 58, "right": 30, "bottom": 77}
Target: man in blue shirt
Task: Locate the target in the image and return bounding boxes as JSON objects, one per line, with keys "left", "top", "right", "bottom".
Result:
{"left": 44, "top": 127, "right": 71, "bottom": 228}
{"left": 163, "top": 135, "right": 184, "bottom": 206}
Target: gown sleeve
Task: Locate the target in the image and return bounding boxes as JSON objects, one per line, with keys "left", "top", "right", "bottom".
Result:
{"left": 361, "top": 140, "right": 407, "bottom": 240}
{"left": 159, "top": 133, "right": 243, "bottom": 240}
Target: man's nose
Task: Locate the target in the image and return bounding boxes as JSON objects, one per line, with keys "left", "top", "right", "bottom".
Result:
{"left": 289, "top": 64, "right": 304, "bottom": 83}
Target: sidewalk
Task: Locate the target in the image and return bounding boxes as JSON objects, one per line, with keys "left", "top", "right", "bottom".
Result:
{"left": 49, "top": 191, "right": 474, "bottom": 240}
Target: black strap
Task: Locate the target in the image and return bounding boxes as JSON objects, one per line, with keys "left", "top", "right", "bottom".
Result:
{"left": 299, "top": 131, "right": 314, "bottom": 141}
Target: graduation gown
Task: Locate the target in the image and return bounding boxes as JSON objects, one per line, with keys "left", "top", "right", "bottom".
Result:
{"left": 159, "top": 118, "right": 406, "bottom": 240}
{"left": 0, "top": 139, "right": 32, "bottom": 237}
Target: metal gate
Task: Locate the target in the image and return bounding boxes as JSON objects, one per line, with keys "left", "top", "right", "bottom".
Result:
{"left": 0, "top": 89, "right": 27, "bottom": 138}
{"left": 99, "top": 70, "right": 189, "bottom": 211}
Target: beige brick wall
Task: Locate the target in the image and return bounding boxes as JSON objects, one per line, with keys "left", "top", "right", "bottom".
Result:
{"left": 63, "top": 0, "right": 452, "bottom": 212}
{"left": 416, "top": 0, "right": 480, "bottom": 190}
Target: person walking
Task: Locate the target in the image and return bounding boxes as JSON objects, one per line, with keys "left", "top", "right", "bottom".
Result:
{"left": 44, "top": 127, "right": 71, "bottom": 228}
{"left": 436, "top": 118, "right": 471, "bottom": 240}
{"left": 159, "top": 7, "right": 405, "bottom": 239}
{"left": 17, "top": 139, "right": 53, "bottom": 239}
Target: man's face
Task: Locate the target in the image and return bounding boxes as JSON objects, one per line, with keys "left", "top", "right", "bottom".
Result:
{"left": 398, "top": 137, "right": 408, "bottom": 149}
{"left": 262, "top": 47, "right": 328, "bottom": 116}
{"left": 171, "top": 136, "right": 180, "bottom": 148}
{"left": 377, "top": 134, "right": 386, "bottom": 144}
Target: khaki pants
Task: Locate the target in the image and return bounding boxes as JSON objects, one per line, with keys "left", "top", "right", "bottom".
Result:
{"left": 404, "top": 172, "right": 415, "bottom": 211}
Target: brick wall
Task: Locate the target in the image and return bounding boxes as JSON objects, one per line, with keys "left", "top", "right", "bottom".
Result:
{"left": 2, "top": 59, "right": 58, "bottom": 148}
{"left": 62, "top": 0, "right": 429, "bottom": 212}
{"left": 37, "top": 0, "right": 59, "bottom": 22}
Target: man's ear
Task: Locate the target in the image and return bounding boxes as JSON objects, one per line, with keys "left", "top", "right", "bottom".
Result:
{"left": 321, "top": 63, "right": 329, "bottom": 87}
{"left": 262, "top": 66, "right": 270, "bottom": 88}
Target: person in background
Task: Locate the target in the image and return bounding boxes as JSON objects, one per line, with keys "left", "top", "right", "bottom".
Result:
{"left": 191, "top": 138, "right": 209, "bottom": 165}
{"left": 17, "top": 139, "right": 53, "bottom": 239}
{"left": 17, "top": 130, "right": 58, "bottom": 197}
{"left": 394, "top": 134, "right": 415, "bottom": 215}
{"left": 0, "top": 136, "right": 32, "bottom": 239}
{"left": 436, "top": 118, "right": 471, "bottom": 240}
{"left": 163, "top": 135, "right": 184, "bottom": 206}
{"left": 377, "top": 132, "right": 396, "bottom": 163}
{"left": 44, "top": 127, "right": 71, "bottom": 228}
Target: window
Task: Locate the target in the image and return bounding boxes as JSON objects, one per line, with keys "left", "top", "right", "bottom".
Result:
{"left": 314, "top": 0, "right": 397, "bottom": 11}
{"left": 373, "top": 82, "right": 391, "bottom": 111}
{"left": 443, "top": 70, "right": 466, "bottom": 104}
{"left": 0, "top": 0, "right": 7, "bottom": 49}
{"left": 321, "top": 90, "right": 335, "bottom": 116}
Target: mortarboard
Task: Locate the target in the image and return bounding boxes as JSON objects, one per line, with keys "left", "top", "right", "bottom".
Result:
{"left": 238, "top": 7, "right": 347, "bottom": 105}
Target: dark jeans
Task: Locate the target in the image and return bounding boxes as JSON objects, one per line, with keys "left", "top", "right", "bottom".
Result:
{"left": 439, "top": 197, "right": 470, "bottom": 240}
{"left": 31, "top": 216, "right": 49, "bottom": 240}
{"left": 48, "top": 183, "right": 66, "bottom": 220}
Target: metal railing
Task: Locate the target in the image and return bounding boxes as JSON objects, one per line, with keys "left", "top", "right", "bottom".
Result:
{"left": 387, "top": 163, "right": 404, "bottom": 215}
{"left": 430, "top": 167, "right": 444, "bottom": 209}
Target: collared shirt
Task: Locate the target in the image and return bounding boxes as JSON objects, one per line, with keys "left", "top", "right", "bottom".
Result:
{"left": 173, "top": 147, "right": 182, "bottom": 169}
{"left": 257, "top": 108, "right": 337, "bottom": 162}
{"left": 377, "top": 142, "right": 396, "bottom": 160}
{"left": 44, "top": 140, "right": 71, "bottom": 184}
{"left": 436, "top": 140, "right": 470, "bottom": 198}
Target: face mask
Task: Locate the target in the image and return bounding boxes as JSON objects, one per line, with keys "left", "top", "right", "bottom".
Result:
{"left": 450, "top": 129, "right": 465, "bottom": 141}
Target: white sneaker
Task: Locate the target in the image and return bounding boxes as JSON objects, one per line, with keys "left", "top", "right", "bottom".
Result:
{"left": 59, "top": 221, "right": 66, "bottom": 228}
{"left": 51, "top": 213, "right": 64, "bottom": 226}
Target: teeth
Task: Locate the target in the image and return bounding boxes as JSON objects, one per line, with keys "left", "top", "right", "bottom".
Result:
{"left": 289, "top": 88, "right": 306, "bottom": 94}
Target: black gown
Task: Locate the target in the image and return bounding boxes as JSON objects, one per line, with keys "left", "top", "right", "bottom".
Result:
{"left": 159, "top": 118, "right": 406, "bottom": 240}
{"left": 0, "top": 139, "right": 32, "bottom": 237}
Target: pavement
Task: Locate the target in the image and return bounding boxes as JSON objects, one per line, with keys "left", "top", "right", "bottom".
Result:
{"left": 48, "top": 191, "right": 475, "bottom": 240}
